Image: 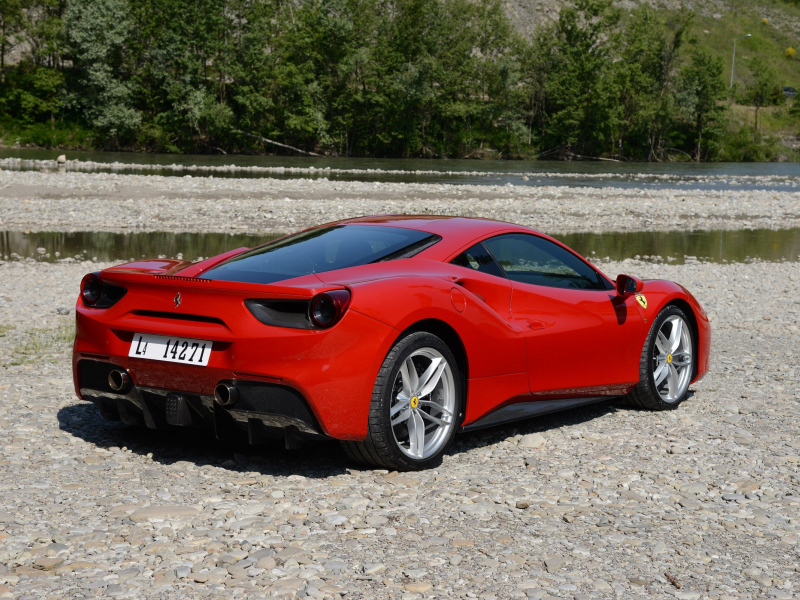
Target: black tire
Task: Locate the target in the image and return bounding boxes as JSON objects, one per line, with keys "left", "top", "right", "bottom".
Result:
{"left": 625, "top": 305, "right": 695, "bottom": 410}
{"left": 341, "top": 331, "right": 463, "bottom": 471}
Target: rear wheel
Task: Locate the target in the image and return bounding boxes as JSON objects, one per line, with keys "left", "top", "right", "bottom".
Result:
{"left": 625, "top": 305, "right": 694, "bottom": 410}
{"left": 341, "top": 331, "right": 462, "bottom": 471}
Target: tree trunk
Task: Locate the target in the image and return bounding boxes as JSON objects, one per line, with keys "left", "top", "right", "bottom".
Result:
{"left": 754, "top": 106, "right": 759, "bottom": 142}
{"left": 696, "top": 115, "right": 703, "bottom": 162}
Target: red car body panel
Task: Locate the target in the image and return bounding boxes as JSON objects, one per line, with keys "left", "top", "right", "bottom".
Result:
{"left": 72, "top": 216, "right": 711, "bottom": 441}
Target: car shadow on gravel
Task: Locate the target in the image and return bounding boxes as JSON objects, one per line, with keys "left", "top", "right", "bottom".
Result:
{"left": 449, "top": 398, "right": 624, "bottom": 456}
{"left": 57, "top": 402, "right": 352, "bottom": 479}
{"left": 58, "top": 394, "right": 666, "bottom": 476}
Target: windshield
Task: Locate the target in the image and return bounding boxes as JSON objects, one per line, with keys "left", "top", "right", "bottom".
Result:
{"left": 200, "top": 225, "right": 439, "bottom": 284}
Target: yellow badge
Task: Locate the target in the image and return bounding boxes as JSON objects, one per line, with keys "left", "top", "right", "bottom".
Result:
{"left": 667, "top": 354, "right": 673, "bottom": 364}
{"left": 636, "top": 294, "right": 647, "bottom": 309}
{"left": 410, "top": 396, "right": 419, "bottom": 409}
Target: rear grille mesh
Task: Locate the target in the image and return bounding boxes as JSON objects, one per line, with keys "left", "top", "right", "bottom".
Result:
{"left": 155, "top": 275, "right": 212, "bottom": 282}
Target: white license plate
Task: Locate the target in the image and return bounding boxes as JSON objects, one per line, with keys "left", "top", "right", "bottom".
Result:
{"left": 128, "top": 333, "right": 213, "bottom": 366}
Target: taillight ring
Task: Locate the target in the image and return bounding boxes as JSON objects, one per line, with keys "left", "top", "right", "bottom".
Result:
{"left": 309, "top": 289, "right": 351, "bottom": 328}
{"left": 80, "top": 273, "right": 102, "bottom": 306}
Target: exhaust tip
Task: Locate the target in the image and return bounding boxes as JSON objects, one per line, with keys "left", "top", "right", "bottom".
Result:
{"left": 108, "top": 370, "right": 130, "bottom": 392}
{"left": 214, "top": 383, "right": 238, "bottom": 407}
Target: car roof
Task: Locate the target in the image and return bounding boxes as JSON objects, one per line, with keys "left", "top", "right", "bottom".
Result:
{"left": 335, "top": 214, "right": 536, "bottom": 238}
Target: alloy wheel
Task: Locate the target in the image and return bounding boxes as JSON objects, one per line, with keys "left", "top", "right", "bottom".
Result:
{"left": 389, "top": 348, "right": 456, "bottom": 460}
{"left": 652, "top": 315, "right": 693, "bottom": 403}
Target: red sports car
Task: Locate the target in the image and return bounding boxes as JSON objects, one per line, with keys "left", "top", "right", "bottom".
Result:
{"left": 73, "top": 216, "right": 710, "bottom": 470}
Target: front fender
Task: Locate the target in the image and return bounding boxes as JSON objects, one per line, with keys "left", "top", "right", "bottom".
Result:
{"left": 635, "top": 280, "right": 711, "bottom": 384}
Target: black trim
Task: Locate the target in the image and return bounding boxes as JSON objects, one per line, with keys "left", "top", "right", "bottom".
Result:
{"left": 245, "top": 299, "right": 313, "bottom": 329}
{"left": 373, "top": 234, "right": 442, "bottom": 262}
{"left": 130, "top": 310, "right": 227, "bottom": 326}
{"left": 460, "top": 396, "right": 614, "bottom": 432}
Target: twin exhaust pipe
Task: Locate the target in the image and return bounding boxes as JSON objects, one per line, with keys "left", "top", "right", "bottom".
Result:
{"left": 108, "top": 368, "right": 238, "bottom": 407}
{"left": 108, "top": 370, "right": 130, "bottom": 392}
{"left": 214, "top": 383, "right": 238, "bottom": 407}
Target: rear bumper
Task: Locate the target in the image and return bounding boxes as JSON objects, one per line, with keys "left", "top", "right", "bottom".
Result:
{"left": 72, "top": 305, "right": 399, "bottom": 440}
{"left": 79, "top": 360, "right": 328, "bottom": 446}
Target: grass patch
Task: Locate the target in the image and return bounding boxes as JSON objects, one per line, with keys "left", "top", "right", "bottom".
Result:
{"left": 688, "top": 1, "right": 800, "bottom": 90}
{"left": 0, "top": 120, "right": 94, "bottom": 150}
{"left": 5, "top": 322, "right": 75, "bottom": 366}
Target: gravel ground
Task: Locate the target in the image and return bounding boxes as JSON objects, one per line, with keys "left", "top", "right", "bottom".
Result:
{"left": 0, "top": 258, "right": 798, "bottom": 600}
{"left": 1, "top": 170, "right": 799, "bottom": 234}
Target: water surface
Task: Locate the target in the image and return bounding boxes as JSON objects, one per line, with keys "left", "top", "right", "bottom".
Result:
{"left": 2, "top": 148, "right": 799, "bottom": 191}
{"left": 3, "top": 228, "right": 798, "bottom": 265}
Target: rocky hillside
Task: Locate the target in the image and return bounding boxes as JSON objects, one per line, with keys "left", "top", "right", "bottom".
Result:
{"left": 504, "top": 0, "right": 800, "bottom": 87}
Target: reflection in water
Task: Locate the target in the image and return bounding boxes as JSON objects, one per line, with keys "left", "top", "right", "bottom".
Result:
{"left": 0, "top": 231, "right": 281, "bottom": 263}
{"left": 2, "top": 229, "right": 799, "bottom": 265}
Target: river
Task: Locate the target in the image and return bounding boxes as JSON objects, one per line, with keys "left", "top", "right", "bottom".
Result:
{"left": 2, "top": 148, "right": 800, "bottom": 191}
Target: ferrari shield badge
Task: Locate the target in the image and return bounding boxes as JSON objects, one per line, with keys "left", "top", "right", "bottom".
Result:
{"left": 635, "top": 294, "right": 647, "bottom": 309}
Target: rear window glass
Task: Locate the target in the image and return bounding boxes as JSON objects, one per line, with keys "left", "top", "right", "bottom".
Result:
{"left": 200, "top": 225, "right": 439, "bottom": 284}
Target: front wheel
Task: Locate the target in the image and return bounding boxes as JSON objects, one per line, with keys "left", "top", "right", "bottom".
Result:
{"left": 341, "top": 331, "right": 462, "bottom": 471}
{"left": 625, "top": 305, "right": 694, "bottom": 410}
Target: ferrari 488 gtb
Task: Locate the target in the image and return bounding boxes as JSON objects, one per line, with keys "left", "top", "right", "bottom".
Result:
{"left": 73, "top": 216, "right": 710, "bottom": 470}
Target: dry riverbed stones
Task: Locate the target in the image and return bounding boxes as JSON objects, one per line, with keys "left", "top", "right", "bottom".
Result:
{"left": 1, "top": 169, "right": 799, "bottom": 235}
{"left": 0, "top": 257, "right": 798, "bottom": 599}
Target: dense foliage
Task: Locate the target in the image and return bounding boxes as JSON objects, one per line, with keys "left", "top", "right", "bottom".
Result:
{"left": 0, "top": 0, "right": 788, "bottom": 159}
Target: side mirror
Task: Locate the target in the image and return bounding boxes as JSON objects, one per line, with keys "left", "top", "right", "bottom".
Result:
{"left": 616, "top": 274, "right": 643, "bottom": 296}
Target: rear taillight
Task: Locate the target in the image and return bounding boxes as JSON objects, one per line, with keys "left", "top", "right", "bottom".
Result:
{"left": 310, "top": 290, "right": 351, "bottom": 328}
{"left": 80, "top": 273, "right": 102, "bottom": 305}
{"left": 80, "top": 272, "right": 127, "bottom": 308}
{"left": 245, "top": 289, "right": 351, "bottom": 330}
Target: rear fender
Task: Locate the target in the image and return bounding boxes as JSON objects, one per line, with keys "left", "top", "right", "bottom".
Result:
{"left": 349, "top": 277, "right": 527, "bottom": 380}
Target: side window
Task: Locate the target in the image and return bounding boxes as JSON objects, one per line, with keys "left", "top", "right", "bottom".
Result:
{"left": 450, "top": 242, "right": 505, "bottom": 278}
{"left": 482, "top": 233, "right": 609, "bottom": 290}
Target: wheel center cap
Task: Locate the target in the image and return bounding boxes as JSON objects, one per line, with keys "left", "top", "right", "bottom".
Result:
{"left": 666, "top": 354, "right": 673, "bottom": 364}
{"left": 410, "top": 396, "right": 419, "bottom": 409}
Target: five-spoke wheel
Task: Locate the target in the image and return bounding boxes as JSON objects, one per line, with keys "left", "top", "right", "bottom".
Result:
{"left": 341, "top": 331, "right": 462, "bottom": 470}
{"left": 389, "top": 348, "right": 456, "bottom": 460}
{"left": 626, "top": 305, "right": 695, "bottom": 410}
{"left": 652, "top": 314, "right": 693, "bottom": 403}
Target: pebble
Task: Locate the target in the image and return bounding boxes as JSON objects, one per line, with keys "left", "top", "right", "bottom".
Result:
{"left": 1, "top": 168, "right": 799, "bottom": 234}
{"left": 0, "top": 184, "right": 799, "bottom": 599}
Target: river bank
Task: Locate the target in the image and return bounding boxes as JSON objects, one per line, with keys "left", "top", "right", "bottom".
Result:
{"left": 1, "top": 170, "right": 799, "bottom": 235}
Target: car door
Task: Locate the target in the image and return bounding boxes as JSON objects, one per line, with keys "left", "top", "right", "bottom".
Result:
{"left": 482, "top": 233, "right": 642, "bottom": 397}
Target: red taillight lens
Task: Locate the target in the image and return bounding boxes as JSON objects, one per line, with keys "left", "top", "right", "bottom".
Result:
{"left": 309, "top": 290, "right": 351, "bottom": 328}
{"left": 80, "top": 273, "right": 127, "bottom": 308}
{"left": 80, "top": 273, "right": 102, "bottom": 305}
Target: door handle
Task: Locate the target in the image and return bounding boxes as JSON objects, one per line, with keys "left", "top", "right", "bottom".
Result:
{"left": 527, "top": 320, "right": 546, "bottom": 330}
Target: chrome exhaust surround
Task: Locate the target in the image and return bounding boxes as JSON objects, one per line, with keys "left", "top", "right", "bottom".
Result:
{"left": 108, "top": 370, "right": 131, "bottom": 393}
{"left": 214, "top": 383, "right": 239, "bottom": 407}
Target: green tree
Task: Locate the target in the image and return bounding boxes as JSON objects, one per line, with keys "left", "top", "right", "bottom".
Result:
{"left": 528, "top": 0, "right": 620, "bottom": 157}
{"left": 12, "top": 64, "right": 64, "bottom": 123}
{"left": 0, "top": 0, "right": 25, "bottom": 83}
{"left": 64, "top": 0, "right": 140, "bottom": 139}
{"left": 677, "top": 48, "right": 727, "bottom": 161}
{"left": 611, "top": 8, "right": 692, "bottom": 160}
{"left": 744, "top": 58, "right": 783, "bottom": 139}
